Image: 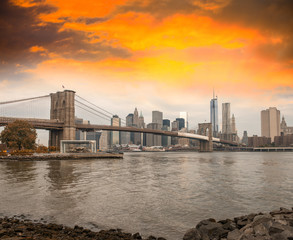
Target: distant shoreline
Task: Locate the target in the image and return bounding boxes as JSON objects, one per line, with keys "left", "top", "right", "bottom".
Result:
{"left": 0, "top": 152, "right": 123, "bottom": 161}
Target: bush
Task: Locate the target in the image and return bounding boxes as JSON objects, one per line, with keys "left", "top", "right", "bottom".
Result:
{"left": 0, "top": 152, "right": 8, "bottom": 156}
{"left": 36, "top": 146, "right": 49, "bottom": 153}
{"left": 11, "top": 149, "right": 34, "bottom": 156}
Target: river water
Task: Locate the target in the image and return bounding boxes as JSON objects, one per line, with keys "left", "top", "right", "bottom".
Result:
{"left": 0, "top": 152, "right": 292, "bottom": 239}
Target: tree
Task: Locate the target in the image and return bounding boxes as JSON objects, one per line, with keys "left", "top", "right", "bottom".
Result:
{"left": 0, "top": 120, "right": 37, "bottom": 150}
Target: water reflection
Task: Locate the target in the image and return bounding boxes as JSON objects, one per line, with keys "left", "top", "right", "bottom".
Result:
{"left": 3, "top": 161, "right": 36, "bottom": 183}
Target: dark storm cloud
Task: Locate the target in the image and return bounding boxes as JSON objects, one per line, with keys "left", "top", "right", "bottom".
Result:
{"left": 215, "top": 0, "right": 293, "bottom": 61}
{"left": 117, "top": 0, "right": 201, "bottom": 17}
{"left": 0, "top": 0, "right": 130, "bottom": 80}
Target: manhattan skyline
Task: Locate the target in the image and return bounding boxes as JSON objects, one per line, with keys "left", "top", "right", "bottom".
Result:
{"left": 1, "top": 0, "right": 293, "bottom": 138}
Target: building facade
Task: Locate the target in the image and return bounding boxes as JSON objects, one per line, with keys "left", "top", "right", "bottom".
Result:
{"left": 280, "top": 116, "right": 293, "bottom": 135}
{"left": 210, "top": 96, "right": 218, "bottom": 137}
{"left": 261, "top": 107, "right": 280, "bottom": 141}
{"left": 222, "top": 103, "right": 231, "bottom": 134}
{"left": 110, "top": 115, "right": 121, "bottom": 146}
{"left": 179, "top": 112, "right": 188, "bottom": 130}
{"left": 176, "top": 118, "right": 185, "bottom": 130}
{"left": 248, "top": 135, "right": 271, "bottom": 147}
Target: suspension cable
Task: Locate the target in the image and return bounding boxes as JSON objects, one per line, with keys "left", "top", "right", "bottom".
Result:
{"left": 75, "top": 95, "right": 126, "bottom": 124}
{"left": 75, "top": 99, "right": 113, "bottom": 120}
{"left": 0, "top": 95, "right": 50, "bottom": 105}
{"left": 76, "top": 95, "right": 114, "bottom": 117}
{"left": 75, "top": 103, "right": 111, "bottom": 122}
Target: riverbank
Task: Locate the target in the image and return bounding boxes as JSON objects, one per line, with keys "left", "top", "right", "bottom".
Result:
{"left": 183, "top": 207, "right": 293, "bottom": 240}
{"left": 0, "top": 152, "right": 123, "bottom": 161}
{"left": 0, "top": 216, "right": 164, "bottom": 240}
{"left": 1, "top": 208, "right": 292, "bottom": 240}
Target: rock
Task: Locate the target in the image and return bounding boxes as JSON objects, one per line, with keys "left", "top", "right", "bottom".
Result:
{"left": 183, "top": 228, "right": 201, "bottom": 240}
{"left": 252, "top": 214, "right": 272, "bottom": 227}
{"left": 196, "top": 219, "right": 229, "bottom": 239}
{"left": 147, "top": 235, "right": 157, "bottom": 240}
{"left": 227, "top": 229, "right": 242, "bottom": 240}
{"left": 254, "top": 223, "right": 268, "bottom": 236}
{"left": 133, "top": 232, "right": 142, "bottom": 239}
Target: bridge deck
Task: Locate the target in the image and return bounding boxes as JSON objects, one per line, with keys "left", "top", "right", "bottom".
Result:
{"left": 0, "top": 117, "right": 238, "bottom": 145}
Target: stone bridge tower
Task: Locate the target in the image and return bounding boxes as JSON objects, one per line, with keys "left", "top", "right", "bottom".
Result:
{"left": 49, "top": 90, "right": 76, "bottom": 147}
{"left": 197, "top": 123, "right": 213, "bottom": 152}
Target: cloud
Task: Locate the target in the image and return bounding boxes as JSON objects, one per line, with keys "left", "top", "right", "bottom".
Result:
{"left": 117, "top": 0, "right": 201, "bottom": 18}
{"left": 0, "top": 0, "right": 131, "bottom": 80}
{"left": 215, "top": 0, "right": 293, "bottom": 62}
{"left": 116, "top": 0, "right": 293, "bottom": 62}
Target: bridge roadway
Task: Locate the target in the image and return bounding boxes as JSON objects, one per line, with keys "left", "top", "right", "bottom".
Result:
{"left": 0, "top": 117, "right": 238, "bottom": 146}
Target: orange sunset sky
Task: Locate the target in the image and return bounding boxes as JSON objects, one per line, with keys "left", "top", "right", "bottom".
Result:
{"left": 1, "top": 0, "right": 293, "bottom": 140}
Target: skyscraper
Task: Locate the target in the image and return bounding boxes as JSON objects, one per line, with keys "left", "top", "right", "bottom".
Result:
{"left": 138, "top": 111, "right": 145, "bottom": 145}
{"left": 133, "top": 108, "right": 139, "bottom": 126}
{"left": 210, "top": 92, "right": 218, "bottom": 137}
{"left": 133, "top": 108, "right": 141, "bottom": 144}
{"left": 176, "top": 118, "right": 185, "bottom": 130}
{"left": 110, "top": 115, "right": 121, "bottom": 146}
{"left": 138, "top": 111, "right": 145, "bottom": 128}
{"left": 261, "top": 107, "right": 280, "bottom": 140}
{"left": 179, "top": 112, "right": 188, "bottom": 130}
{"left": 152, "top": 111, "right": 163, "bottom": 127}
{"left": 231, "top": 114, "right": 236, "bottom": 134}
{"left": 162, "top": 119, "right": 171, "bottom": 147}
{"left": 242, "top": 131, "right": 248, "bottom": 145}
{"left": 222, "top": 103, "right": 231, "bottom": 134}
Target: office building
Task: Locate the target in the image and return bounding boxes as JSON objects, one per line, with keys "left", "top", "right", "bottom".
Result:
{"left": 152, "top": 111, "right": 163, "bottom": 127}
{"left": 87, "top": 131, "right": 102, "bottom": 150}
{"left": 99, "top": 130, "right": 109, "bottom": 151}
{"left": 146, "top": 123, "right": 161, "bottom": 146}
{"left": 152, "top": 111, "right": 163, "bottom": 146}
{"left": 231, "top": 114, "right": 236, "bottom": 134}
{"left": 133, "top": 108, "right": 141, "bottom": 144}
{"left": 210, "top": 93, "right": 218, "bottom": 137}
{"left": 176, "top": 118, "right": 185, "bottom": 130}
{"left": 171, "top": 120, "right": 179, "bottom": 131}
{"left": 274, "top": 133, "right": 293, "bottom": 147}
{"left": 242, "top": 131, "right": 248, "bottom": 145}
{"left": 110, "top": 115, "right": 121, "bottom": 146}
{"left": 162, "top": 119, "right": 171, "bottom": 147}
{"left": 75, "top": 117, "right": 89, "bottom": 140}
{"left": 138, "top": 111, "right": 146, "bottom": 146}
{"left": 248, "top": 135, "right": 271, "bottom": 147}
{"left": 261, "top": 107, "right": 280, "bottom": 140}
{"left": 222, "top": 103, "right": 231, "bottom": 134}
{"left": 179, "top": 112, "right": 188, "bottom": 130}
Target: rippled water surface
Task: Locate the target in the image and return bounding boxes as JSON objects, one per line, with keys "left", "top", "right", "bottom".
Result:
{"left": 0, "top": 152, "right": 293, "bottom": 239}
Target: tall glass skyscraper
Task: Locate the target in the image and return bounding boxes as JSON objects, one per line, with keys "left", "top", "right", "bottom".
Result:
{"left": 210, "top": 92, "right": 218, "bottom": 137}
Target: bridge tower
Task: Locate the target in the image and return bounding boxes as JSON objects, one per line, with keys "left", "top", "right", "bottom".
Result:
{"left": 49, "top": 90, "right": 76, "bottom": 147}
{"left": 197, "top": 123, "right": 213, "bottom": 152}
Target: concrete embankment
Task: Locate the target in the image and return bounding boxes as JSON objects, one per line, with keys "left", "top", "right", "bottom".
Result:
{"left": 0, "top": 153, "right": 123, "bottom": 161}
{"left": 1, "top": 208, "right": 292, "bottom": 240}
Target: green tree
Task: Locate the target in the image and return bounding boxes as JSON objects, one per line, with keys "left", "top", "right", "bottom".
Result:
{"left": 0, "top": 120, "right": 37, "bottom": 150}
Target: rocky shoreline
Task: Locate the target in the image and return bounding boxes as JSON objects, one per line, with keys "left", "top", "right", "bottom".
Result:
{"left": 1, "top": 208, "right": 292, "bottom": 240}
{"left": 183, "top": 207, "right": 293, "bottom": 240}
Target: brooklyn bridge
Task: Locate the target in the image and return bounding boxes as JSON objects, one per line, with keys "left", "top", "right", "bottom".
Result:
{"left": 0, "top": 90, "right": 238, "bottom": 152}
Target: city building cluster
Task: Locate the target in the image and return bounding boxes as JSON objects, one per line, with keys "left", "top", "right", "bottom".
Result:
{"left": 75, "top": 93, "right": 293, "bottom": 150}
{"left": 248, "top": 107, "right": 293, "bottom": 147}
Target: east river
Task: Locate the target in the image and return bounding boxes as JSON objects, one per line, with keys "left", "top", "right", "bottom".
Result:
{"left": 0, "top": 152, "right": 292, "bottom": 239}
